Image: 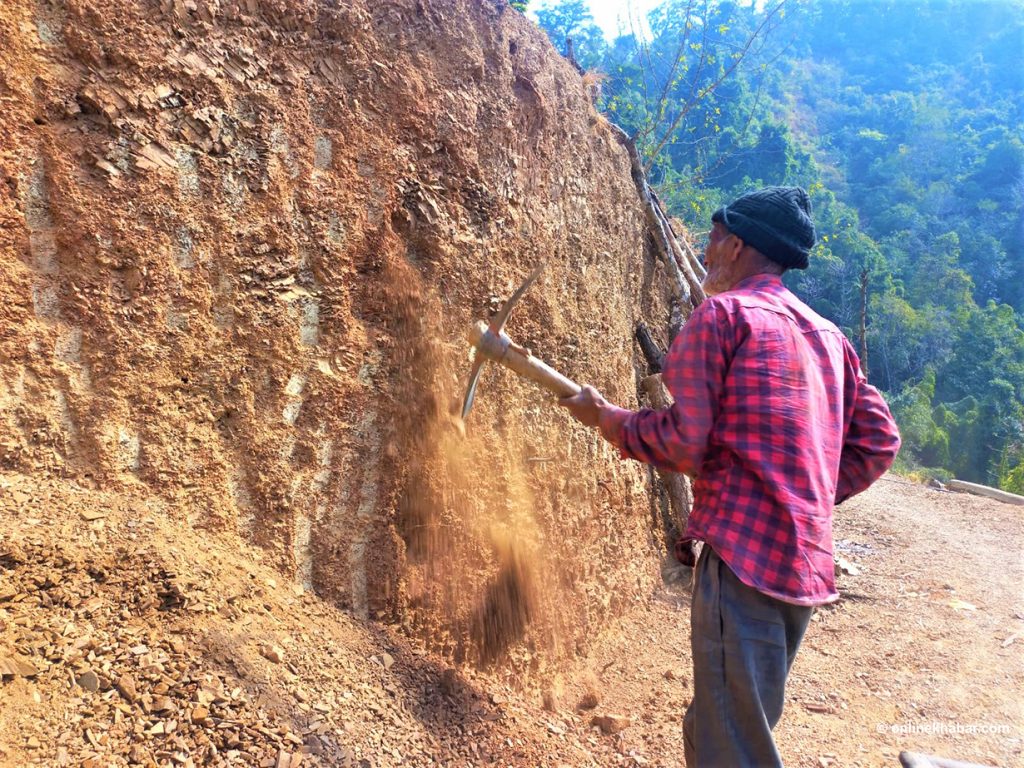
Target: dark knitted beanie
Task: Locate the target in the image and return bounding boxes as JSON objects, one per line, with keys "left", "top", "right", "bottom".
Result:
{"left": 711, "top": 186, "right": 816, "bottom": 270}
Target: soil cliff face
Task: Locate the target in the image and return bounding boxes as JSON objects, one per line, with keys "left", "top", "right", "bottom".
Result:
{"left": 0, "top": 0, "right": 668, "bottom": 665}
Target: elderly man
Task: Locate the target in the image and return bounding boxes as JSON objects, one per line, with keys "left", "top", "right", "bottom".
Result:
{"left": 560, "top": 187, "right": 901, "bottom": 767}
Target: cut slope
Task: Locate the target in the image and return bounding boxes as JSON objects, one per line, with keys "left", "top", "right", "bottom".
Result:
{"left": 0, "top": 0, "right": 674, "bottom": 666}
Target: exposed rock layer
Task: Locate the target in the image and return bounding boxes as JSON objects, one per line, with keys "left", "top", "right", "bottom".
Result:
{"left": 0, "top": 0, "right": 671, "bottom": 665}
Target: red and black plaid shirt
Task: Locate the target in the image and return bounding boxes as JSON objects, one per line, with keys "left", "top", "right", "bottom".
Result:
{"left": 599, "top": 274, "right": 901, "bottom": 605}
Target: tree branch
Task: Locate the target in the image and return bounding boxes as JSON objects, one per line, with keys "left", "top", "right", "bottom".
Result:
{"left": 643, "top": 0, "right": 786, "bottom": 172}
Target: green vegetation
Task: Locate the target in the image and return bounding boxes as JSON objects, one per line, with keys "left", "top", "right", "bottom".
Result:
{"left": 535, "top": 0, "right": 1024, "bottom": 490}
{"left": 534, "top": 1, "right": 605, "bottom": 62}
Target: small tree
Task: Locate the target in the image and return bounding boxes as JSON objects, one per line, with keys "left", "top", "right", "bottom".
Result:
{"left": 535, "top": 1, "right": 607, "bottom": 67}
{"left": 603, "top": 0, "right": 789, "bottom": 175}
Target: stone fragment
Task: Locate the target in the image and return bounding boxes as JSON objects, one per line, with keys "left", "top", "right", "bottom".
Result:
{"left": 116, "top": 674, "right": 138, "bottom": 702}
{"left": 152, "top": 695, "right": 175, "bottom": 712}
{"left": 76, "top": 670, "right": 100, "bottom": 692}
{"left": 261, "top": 644, "right": 285, "bottom": 664}
{"left": 664, "top": 668, "right": 688, "bottom": 684}
{"left": 591, "top": 713, "right": 632, "bottom": 735}
{"left": 95, "top": 158, "right": 120, "bottom": 177}
{"left": 0, "top": 654, "right": 38, "bottom": 676}
{"left": 542, "top": 687, "right": 559, "bottom": 712}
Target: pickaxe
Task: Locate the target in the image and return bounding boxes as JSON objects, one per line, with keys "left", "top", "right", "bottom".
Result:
{"left": 461, "top": 262, "right": 581, "bottom": 420}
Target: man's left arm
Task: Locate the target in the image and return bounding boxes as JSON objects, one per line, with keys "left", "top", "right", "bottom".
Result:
{"left": 835, "top": 349, "right": 902, "bottom": 504}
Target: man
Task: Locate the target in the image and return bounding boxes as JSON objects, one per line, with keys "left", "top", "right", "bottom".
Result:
{"left": 560, "top": 187, "right": 901, "bottom": 767}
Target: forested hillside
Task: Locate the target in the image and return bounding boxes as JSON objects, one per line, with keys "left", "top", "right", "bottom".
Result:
{"left": 535, "top": 0, "right": 1024, "bottom": 491}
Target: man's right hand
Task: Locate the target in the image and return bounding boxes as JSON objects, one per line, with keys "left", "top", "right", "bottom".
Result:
{"left": 558, "top": 385, "right": 609, "bottom": 428}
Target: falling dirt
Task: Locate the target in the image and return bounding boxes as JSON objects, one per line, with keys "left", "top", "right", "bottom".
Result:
{"left": 471, "top": 537, "right": 538, "bottom": 666}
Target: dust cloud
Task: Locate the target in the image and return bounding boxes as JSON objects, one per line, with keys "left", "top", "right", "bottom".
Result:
{"left": 384, "top": 255, "right": 559, "bottom": 667}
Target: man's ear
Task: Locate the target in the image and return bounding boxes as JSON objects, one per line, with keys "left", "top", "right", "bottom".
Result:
{"left": 724, "top": 234, "right": 745, "bottom": 263}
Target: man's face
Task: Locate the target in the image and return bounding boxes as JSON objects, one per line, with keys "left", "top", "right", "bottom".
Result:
{"left": 701, "top": 222, "right": 741, "bottom": 296}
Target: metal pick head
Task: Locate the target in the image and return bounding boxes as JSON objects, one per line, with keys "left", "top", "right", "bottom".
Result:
{"left": 489, "top": 260, "right": 546, "bottom": 335}
{"left": 461, "top": 261, "right": 547, "bottom": 422}
{"left": 461, "top": 357, "right": 484, "bottom": 421}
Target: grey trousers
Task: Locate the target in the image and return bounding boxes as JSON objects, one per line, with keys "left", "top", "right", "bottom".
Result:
{"left": 683, "top": 546, "right": 813, "bottom": 768}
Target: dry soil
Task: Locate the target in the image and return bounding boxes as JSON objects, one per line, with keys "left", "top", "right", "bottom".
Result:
{"left": 1, "top": 473, "right": 1021, "bottom": 767}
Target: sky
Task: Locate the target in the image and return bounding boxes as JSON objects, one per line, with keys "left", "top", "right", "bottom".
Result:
{"left": 584, "top": 0, "right": 660, "bottom": 38}
{"left": 531, "top": 0, "right": 662, "bottom": 40}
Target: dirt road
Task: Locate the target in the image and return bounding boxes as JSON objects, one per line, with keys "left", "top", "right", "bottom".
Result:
{"left": 563, "top": 475, "right": 1023, "bottom": 768}
{"left": 1, "top": 472, "right": 1021, "bottom": 767}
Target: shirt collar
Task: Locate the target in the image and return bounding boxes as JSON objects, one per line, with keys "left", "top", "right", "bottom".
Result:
{"left": 730, "top": 273, "right": 785, "bottom": 293}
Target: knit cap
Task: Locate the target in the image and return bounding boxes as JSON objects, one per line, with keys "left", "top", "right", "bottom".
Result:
{"left": 711, "top": 187, "right": 816, "bottom": 269}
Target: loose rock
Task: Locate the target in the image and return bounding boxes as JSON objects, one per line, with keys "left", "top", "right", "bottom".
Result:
{"left": 591, "top": 714, "right": 632, "bottom": 735}
{"left": 75, "top": 670, "right": 100, "bottom": 692}
{"left": 261, "top": 644, "right": 285, "bottom": 664}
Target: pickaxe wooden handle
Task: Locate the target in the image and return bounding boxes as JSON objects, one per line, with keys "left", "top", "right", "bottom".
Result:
{"left": 467, "top": 320, "right": 581, "bottom": 400}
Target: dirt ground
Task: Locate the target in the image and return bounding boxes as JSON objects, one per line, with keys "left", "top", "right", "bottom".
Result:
{"left": 578, "top": 475, "right": 1023, "bottom": 768}
{"left": 2, "top": 471, "right": 1020, "bottom": 768}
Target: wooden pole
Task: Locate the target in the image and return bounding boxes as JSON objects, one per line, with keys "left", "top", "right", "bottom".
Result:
{"left": 635, "top": 322, "right": 693, "bottom": 539}
{"left": 635, "top": 322, "right": 665, "bottom": 373}
{"left": 608, "top": 123, "right": 705, "bottom": 309}
{"left": 640, "top": 374, "right": 693, "bottom": 535}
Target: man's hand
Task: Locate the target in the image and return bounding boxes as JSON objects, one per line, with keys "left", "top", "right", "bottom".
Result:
{"left": 559, "top": 385, "right": 609, "bottom": 428}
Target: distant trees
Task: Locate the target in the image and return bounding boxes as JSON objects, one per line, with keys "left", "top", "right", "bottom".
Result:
{"left": 534, "top": 1, "right": 606, "bottom": 67}
{"left": 784, "top": 0, "right": 1024, "bottom": 487}
{"left": 534, "top": 0, "right": 1024, "bottom": 489}
{"left": 596, "top": 1, "right": 788, "bottom": 181}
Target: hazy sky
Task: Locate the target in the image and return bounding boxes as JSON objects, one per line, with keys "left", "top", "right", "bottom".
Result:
{"left": 587, "top": 0, "right": 660, "bottom": 37}
{"left": 532, "top": 0, "right": 661, "bottom": 39}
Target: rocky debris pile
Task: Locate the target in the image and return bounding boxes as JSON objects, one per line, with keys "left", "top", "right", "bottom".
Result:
{"left": 0, "top": 535, "right": 354, "bottom": 766}
{"left": 1, "top": 473, "right": 658, "bottom": 767}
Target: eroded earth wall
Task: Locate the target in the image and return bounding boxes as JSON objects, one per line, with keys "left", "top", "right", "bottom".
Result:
{"left": 0, "top": 0, "right": 664, "bottom": 665}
